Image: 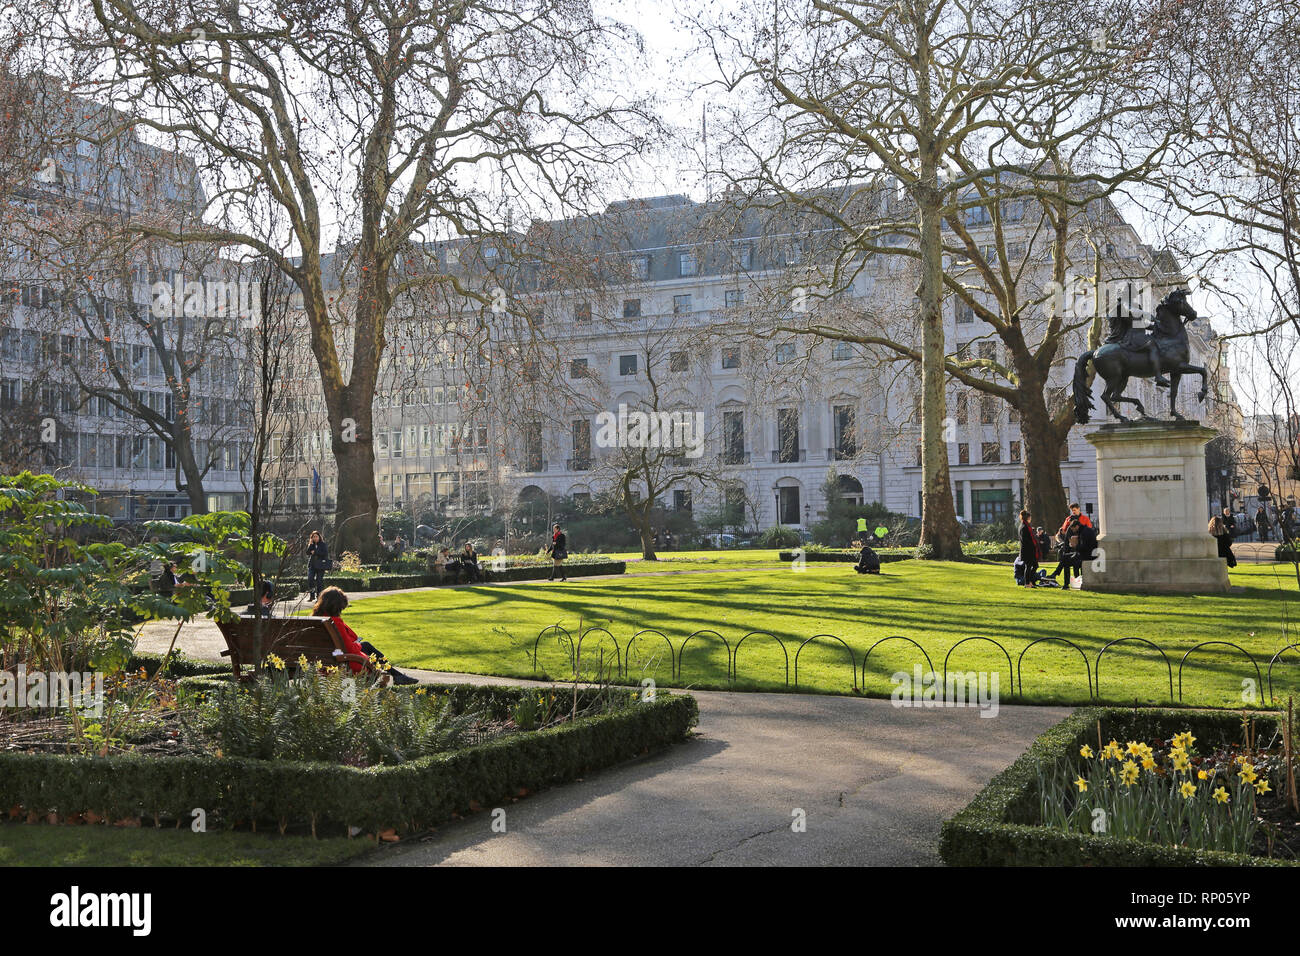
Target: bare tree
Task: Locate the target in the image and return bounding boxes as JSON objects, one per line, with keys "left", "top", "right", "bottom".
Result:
{"left": 691, "top": 0, "right": 1190, "bottom": 553}
{"left": 46, "top": 0, "right": 652, "bottom": 558}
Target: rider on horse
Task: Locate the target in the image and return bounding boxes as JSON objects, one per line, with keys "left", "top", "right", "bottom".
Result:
{"left": 1103, "top": 303, "right": 1170, "bottom": 388}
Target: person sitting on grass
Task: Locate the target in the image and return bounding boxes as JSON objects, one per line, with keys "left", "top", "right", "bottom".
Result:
{"left": 311, "top": 586, "right": 418, "bottom": 686}
{"left": 851, "top": 538, "right": 881, "bottom": 575}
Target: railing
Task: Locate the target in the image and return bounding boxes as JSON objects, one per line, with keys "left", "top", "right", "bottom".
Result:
{"left": 567, "top": 457, "right": 592, "bottom": 471}
{"left": 719, "top": 451, "right": 751, "bottom": 465}
{"left": 771, "top": 449, "right": 806, "bottom": 463}
{"left": 826, "top": 446, "right": 856, "bottom": 461}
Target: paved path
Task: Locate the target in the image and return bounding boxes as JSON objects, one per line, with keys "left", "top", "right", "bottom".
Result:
{"left": 136, "top": 608, "right": 1068, "bottom": 867}
{"left": 358, "top": 674, "right": 1068, "bottom": 867}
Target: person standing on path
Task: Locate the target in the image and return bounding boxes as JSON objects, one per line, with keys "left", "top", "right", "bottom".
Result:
{"left": 1256, "top": 506, "right": 1270, "bottom": 543}
{"left": 1019, "top": 510, "right": 1039, "bottom": 588}
{"left": 306, "top": 530, "right": 330, "bottom": 601}
{"left": 548, "top": 523, "right": 568, "bottom": 582}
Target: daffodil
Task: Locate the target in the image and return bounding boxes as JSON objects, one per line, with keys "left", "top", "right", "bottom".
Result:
{"left": 1197, "top": 769, "right": 1209, "bottom": 780}
{"left": 1172, "top": 752, "right": 1191, "bottom": 773}
{"left": 1080, "top": 745, "right": 1093, "bottom": 758}
{"left": 1126, "top": 741, "right": 1143, "bottom": 756}
{"left": 1074, "top": 776, "right": 1089, "bottom": 792}
{"left": 1238, "top": 764, "right": 1258, "bottom": 784}
{"left": 1173, "top": 731, "right": 1196, "bottom": 750}
{"left": 1121, "top": 760, "right": 1140, "bottom": 786}
{"left": 1179, "top": 781, "right": 1196, "bottom": 798}
{"left": 1254, "top": 779, "right": 1271, "bottom": 795}
{"left": 1141, "top": 757, "right": 1155, "bottom": 771}
{"left": 1213, "top": 787, "right": 1230, "bottom": 805}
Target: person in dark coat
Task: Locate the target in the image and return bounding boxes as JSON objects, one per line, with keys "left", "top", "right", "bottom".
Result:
{"left": 306, "top": 530, "right": 330, "bottom": 601}
{"left": 852, "top": 538, "right": 881, "bottom": 574}
{"left": 1018, "top": 510, "right": 1039, "bottom": 587}
{"left": 244, "top": 580, "right": 276, "bottom": 617}
{"left": 1211, "top": 508, "right": 1238, "bottom": 568}
{"left": 548, "top": 523, "right": 568, "bottom": 582}
{"left": 1256, "top": 506, "right": 1270, "bottom": 543}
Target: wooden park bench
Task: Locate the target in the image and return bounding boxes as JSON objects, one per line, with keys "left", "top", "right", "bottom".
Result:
{"left": 216, "top": 615, "right": 373, "bottom": 677}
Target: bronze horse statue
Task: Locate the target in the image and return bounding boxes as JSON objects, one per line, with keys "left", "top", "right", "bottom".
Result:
{"left": 1073, "top": 289, "right": 1208, "bottom": 423}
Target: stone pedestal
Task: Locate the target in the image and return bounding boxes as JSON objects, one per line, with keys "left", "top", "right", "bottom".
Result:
{"left": 1081, "top": 421, "right": 1230, "bottom": 594}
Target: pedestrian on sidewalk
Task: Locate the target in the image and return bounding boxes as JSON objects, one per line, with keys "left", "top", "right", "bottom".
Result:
{"left": 1018, "top": 510, "right": 1039, "bottom": 588}
{"left": 548, "top": 523, "right": 568, "bottom": 581}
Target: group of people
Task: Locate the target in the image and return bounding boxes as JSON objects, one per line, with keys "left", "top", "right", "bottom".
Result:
{"left": 650, "top": 529, "right": 676, "bottom": 551}
{"left": 1017, "top": 503, "right": 1098, "bottom": 590}
{"left": 433, "top": 542, "right": 485, "bottom": 583}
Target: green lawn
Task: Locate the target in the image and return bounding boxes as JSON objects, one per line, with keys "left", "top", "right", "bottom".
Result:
{"left": 0, "top": 822, "right": 377, "bottom": 866}
{"left": 347, "top": 559, "right": 1300, "bottom": 709}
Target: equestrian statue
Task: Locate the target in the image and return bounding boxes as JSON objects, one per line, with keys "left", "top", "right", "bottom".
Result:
{"left": 1072, "top": 288, "right": 1208, "bottom": 424}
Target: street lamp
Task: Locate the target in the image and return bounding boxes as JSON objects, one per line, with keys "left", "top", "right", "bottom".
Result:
{"left": 804, "top": 503, "right": 811, "bottom": 526}
{"left": 773, "top": 488, "right": 780, "bottom": 527}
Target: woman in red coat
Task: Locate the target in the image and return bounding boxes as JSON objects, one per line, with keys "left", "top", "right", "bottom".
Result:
{"left": 311, "top": 587, "right": 418, "bottom": 685}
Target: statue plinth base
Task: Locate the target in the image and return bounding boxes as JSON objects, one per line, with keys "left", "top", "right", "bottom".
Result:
{"left": 1081, "top": 421, "right": 1230, "bottom": 594}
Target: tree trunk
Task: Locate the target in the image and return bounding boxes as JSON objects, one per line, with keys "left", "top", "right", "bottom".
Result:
{"left": 1017, "top": 383, "right": 1069, "bottom": 535}
{"left": 332, "top": 423, "right": 380, "bottom": 562}
{"left": 173, "top": 432, "right": 210, "bottom": 515}
{"left": 915, "top": 177, "right": 963, "bottom": 560}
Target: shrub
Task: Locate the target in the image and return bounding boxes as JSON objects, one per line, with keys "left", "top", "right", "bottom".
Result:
{"left": 757, "top": 526, "right": 802, "bottom": 548}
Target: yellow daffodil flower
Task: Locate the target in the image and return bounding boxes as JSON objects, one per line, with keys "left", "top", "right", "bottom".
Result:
{"left": 1121, "top": 760, "right": 1140, "bottom": 786}
{"left": 1172, "top": 753, "right": 1191, "bottom": 772}
{"left": 1179, "top": 781, "right": 1196, "bottom": 798}
{"left": 1254, "top": 779, "right": 1271, "bottom": 795}
{"left": 1213, "top": 787, "right": 1230, "bottom": 804}
{"left": 1074, "top": 776, "right": 1088, "bottom": 792}
{"left": 1239, "top": 765, "right": 1258, "bottom": 784}
{"left": 1141, "top": 757, "right": 1155, "bottom": 771}
{"left": 1126, "top": 741, "right": 1143, "bottom": 756}
{"left": 1080, "top": 745, "right": 1094, "bottom": 758}
{"left": 1197, "top": 770, "right": 1208, "bottom": 780}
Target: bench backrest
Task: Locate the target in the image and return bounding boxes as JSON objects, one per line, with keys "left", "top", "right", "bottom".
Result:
{"left": 216, "top": 616, "right": 345, "bottom": 668}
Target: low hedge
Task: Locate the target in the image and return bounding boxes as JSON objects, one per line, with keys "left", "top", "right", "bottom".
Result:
{"left": 127, "top": 652, "right": 231, "bottom": 679}
{"left": 939, "top": 706, "right": 1292, "bottom": 867}
{"left": 226, "top": 559, "right": 627, "bottom": 604}
{"left": 0, "top": 683, "right": 697, "bottom": 836}
{"left": 778, "top": 549, "right": 1017, "bottom": 564}
{"left": 1276, "top": 543, "right": 1298, "bottom": 561}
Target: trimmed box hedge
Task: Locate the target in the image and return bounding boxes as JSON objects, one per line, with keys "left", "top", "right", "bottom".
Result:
{"left": 939, "top": 706, "right": 1294, "bottom": 867}
{"left": 227, "top": 559, "right": 627, "bottom": 604}
{"left": 0, "top": 682, "right": 697, "bottom": 836}
{"left": 778, "top": 549, "right": 1017, "bottom": 564}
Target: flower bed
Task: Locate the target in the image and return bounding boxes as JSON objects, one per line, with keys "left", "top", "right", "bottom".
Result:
{"left": 939, "top": 707, "right": 1298, "bottom": 866}
{"left": 0, "top": 679, "right": 697, "bottom": 836}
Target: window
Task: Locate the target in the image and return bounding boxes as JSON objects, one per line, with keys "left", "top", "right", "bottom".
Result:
{"left": 1009, "top": 405, "right": 1019, "bottom": 424}
{"left": 524, "top": 423, "right": 544, "bottom": 473}
{"left": 957, "top": 443, "right": 969, "bottom": 465}
{"left": 669, "top": 351, "right": 688, "bottom": 373}
{"left": 725, "top": 289, "right": 743, "bottom": 308}
{"left": 571, "top": 420, "right": 591, "bottom": 469}
{"left": 722, "top": 410, "right": 745, "bottom": 464}
{"left": 569, "top": 358, "right": 588, "bottom": 379}
{"left": 575, "top": 302, "right": 592, "bottom": 323}
{"left": 672, "top": 294, "right": 692, "bottom": 314}
{"left": 979, "top": 341, "right": 997, "bottom": 362}
{"left": 483, "top": 245, "right": 498, "bottom": 264}
{"left": 721, "top": 347, "right": 741, "bottom": 370}
{"left": 981, "top": 442, "right": 1001, "bottom": 464}
{"left": 955, "top": 393, "right": 968, "bottom": 424}
{"left": 673, "top": 489, "right": 693, "bottom": 512}
{"left": 678, "top": 251, "right": 698, "bottom": 277}
{"left": 777, "top": 408, "right": 800, "bottom": 463}
{"left": 956, "top": 302, "right": 975, "bottom": 324}
{"left": 832, "top": 342, "right": 853, "bottom": 361}
{"left": 1003, "top": 200, "right": 1025, "bottom": 223}
{"left": 980, "top": 395, "right": 997, "bottom": 425}
{"left": 833, "top": 405, "right": 856, "bottom": 459}
{"left": 916, "top": 444, "right": 922, "bottom": 466}
{"left": 738, "top": 244, "right": 753, "bottom": 270}
{"left": 619, "top": 354, "right": 638, "bottom": 376}
{"left": 775, "top": 343, "right": 796, "bottom": 364}
{"left": 1009, "top": 440, "right": 1022, "bottom": 463}
{"left": 964, "top": 204, "right": 992, "bottom": 227}
{"left": 623, "top": 298, "right": 641, "bottom": 318}
{"left": 632, "top": 256, "right": 650, "bottom": 279}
